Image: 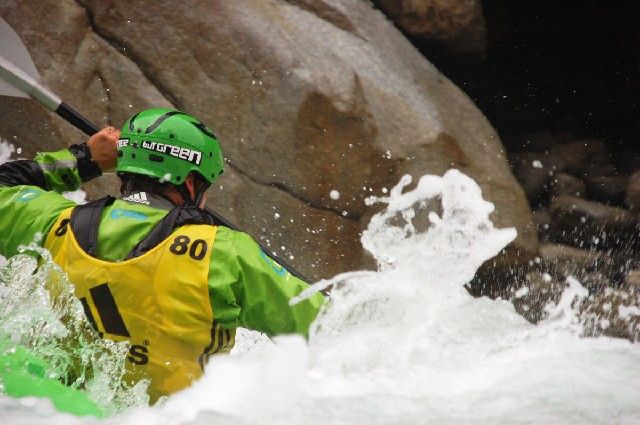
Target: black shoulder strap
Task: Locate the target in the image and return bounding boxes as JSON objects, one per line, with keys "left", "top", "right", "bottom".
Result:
{"left": 70, "top": 196, "right": 224, "bottom": 260}
{"left": 69, "top": 196, "right": 116, "bottom": 257}
{"left": 124, "top": 205, "right": 222, "bottom": 260}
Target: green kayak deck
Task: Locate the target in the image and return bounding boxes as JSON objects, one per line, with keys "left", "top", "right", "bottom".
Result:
{"left": 0, "top": 342, "right": 104, "bottom": 417}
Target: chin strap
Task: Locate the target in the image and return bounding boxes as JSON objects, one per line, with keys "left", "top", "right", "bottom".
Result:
{"left": 177, "top": 182, "right": 210, "bottom": 207}
{"left": 194, "top": 190, "right": 206, "bottom": 207}
{"left": 177, "top": 185, "right": 196, "bottom": 206}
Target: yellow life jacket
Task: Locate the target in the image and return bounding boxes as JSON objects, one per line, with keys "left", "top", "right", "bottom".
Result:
{"left": 44, "top": 207, "right": 235, "bottom": 403}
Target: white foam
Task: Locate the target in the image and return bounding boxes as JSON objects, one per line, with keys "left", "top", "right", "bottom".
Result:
{"left": 0, "top": 139, "right": 16, "bottom": 165}
{"left": 62, "top": 190, "right": 88, "bottom": 205}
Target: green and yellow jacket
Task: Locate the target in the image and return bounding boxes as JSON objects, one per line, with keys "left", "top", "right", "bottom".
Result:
{"left": 0, "top": 143, "right": 324, "bottom": 402}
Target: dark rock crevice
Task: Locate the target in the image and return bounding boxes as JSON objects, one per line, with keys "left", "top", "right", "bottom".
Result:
{"left": 228, "top": 164, "right": 361, "bottom": 222}
{"left": 77, "top": 1, "right": 181, "bottom": 108}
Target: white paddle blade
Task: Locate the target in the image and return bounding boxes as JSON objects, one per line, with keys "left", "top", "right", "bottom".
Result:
{"left": 0, "top": 56, "right": 60, "bottom": 110}
{"left": 0, "top": 18, "right": 60, "bottom": 110}
{"left": 0, "top": 17, "right": 42, "bottom": 81}
{"left": 0, "top": 75, "right": 29, "bottom": 98}
{"left": 0, "top": 17, "right": 38, "bottom": 98}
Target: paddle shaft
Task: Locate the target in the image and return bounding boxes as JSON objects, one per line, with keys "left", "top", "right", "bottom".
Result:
{"left": 55, "top": 102, "right": 99, "bottom": 136}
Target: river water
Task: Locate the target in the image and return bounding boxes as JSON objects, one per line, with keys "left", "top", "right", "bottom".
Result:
{"left": 0, "top": 160, "right": 639, "bottom": 424}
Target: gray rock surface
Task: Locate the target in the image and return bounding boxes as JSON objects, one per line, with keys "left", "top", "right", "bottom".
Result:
{"left": 0, "top": 0, "right": 536, "bottom": 281}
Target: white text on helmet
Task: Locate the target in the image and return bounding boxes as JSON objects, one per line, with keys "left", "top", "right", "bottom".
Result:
{"left": 140, "top": 140, "right": 202, "bottom": 165}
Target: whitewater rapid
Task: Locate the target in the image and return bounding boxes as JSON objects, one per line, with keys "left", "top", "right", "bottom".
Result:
{"left": 0, "top": 153, "right": 639, "bottom": 424}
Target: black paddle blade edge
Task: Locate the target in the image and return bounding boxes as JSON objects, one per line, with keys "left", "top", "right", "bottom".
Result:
{"left": 55, "top": 102, "right": 99, "bottom": 136}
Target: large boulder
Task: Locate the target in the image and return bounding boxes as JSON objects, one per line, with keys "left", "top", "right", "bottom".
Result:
{"left": 0, "top": 0, "right": 536, "bottom": 281}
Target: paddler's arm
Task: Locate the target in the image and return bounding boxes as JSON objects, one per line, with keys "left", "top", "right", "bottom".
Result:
{"left": 0, "top": 127, "right": 119, "bottom": 257}
{"left": 207, "top": 227, "right": 326, "bottom": 337}
{"left": 0, "top": 126, "right": 118, "bottom": 191}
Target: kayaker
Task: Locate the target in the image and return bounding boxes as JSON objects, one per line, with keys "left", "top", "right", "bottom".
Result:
{"left": 0, "top": 108, "right": 325, "bottom": 403}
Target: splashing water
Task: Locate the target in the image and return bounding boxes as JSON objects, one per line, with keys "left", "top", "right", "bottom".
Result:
{"left": 0, "top": 139, "right": 15, "bottom": 165}
{"left": 1, "top": 170, "right": 639, "bottom": 424}
{"left": 0, "top": 245, "right": 150, "bottom": 416}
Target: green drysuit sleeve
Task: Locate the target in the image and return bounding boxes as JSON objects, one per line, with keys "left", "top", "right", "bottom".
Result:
{"left": 0, "top": 146, "right": 100, "bottom": 257}
{"left": 208, "top": 226, "right": 325, "bottom": 337}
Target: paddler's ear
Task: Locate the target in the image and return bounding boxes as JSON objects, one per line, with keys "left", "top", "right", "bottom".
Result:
{"left": 184, "top": 174, "right": 197, "bottom": 201}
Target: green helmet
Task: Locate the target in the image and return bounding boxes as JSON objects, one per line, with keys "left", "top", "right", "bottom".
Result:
{"left": 117, "top": 108, "right": 223, "bottom": 185}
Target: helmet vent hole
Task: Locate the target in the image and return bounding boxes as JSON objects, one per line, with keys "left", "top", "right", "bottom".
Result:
{"left": 170, "top": 133, "right": 175, "bottom": 139}
{"left": 136, "top": 128, "right": 142, "bottom": 133}
{"left": 117, "top": 151, "right": 123, "bottom": 158}
{"left": 176, "top": 176, "right": 181, "bottom": 182}
{"left": 149, "top": 154, "right": 164, "bottom": 163}
{"left": 131, "top": 153, "right": 136, "bottom": 159}
{"left": 209, "top": 152, "right": 213, "bottom": 157}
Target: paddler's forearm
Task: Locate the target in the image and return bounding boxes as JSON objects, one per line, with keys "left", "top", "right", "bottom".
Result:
{"left": 0, "top": 143, "right": 101, "bottom": 192}
{"left": 0, "top": 128, "right": 117, "bottom": 257}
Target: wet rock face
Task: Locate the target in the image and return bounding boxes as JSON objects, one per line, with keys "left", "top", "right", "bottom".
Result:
{"left": 548, "top": 139, "right": 614, "bottom": 178}
{"left": 508, "top": 135, "right": 639, "bottom": 252}
{"left": 506, "top": 243, "right": 640, "bottom": 342}
{"left": 549, "top": 173, "right": 586, "bottom": 199}
{"left": 580, "top": 288, "right": 640, "bottom": 342}
{"left": 372, "top": 0, "right": 487, "bottom": 56}
{"left": 510, "top": 270, "right": 564, "bottom": 324}
{"left": 549, "top": 195, "right": 636, "bottom": 250}
{"left": 585, "top": 175, "right": 627, "bottom": 206}
{"left": 625, "top": 170, "right": 640, "bottom": 213}
{"left": 511, "top": 269, "right": 640, "bottom": 343}
{"left": 0, "top": 0, "right": 535, "bottom": 280}
{"left": 510, "top": 151, "right": 563, "bottom": 204}
{"left": 504, "top": 130, "right": 640, "bottom": 341}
